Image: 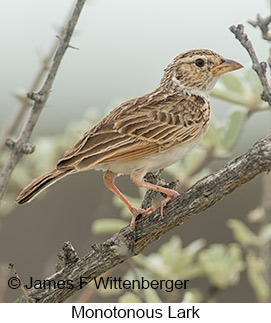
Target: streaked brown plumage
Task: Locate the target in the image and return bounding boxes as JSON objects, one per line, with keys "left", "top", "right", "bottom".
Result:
{"left": 16, "top": 49, "right": 243, "bottom": 228}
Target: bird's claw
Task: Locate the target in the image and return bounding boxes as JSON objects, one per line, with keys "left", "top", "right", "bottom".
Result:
{"left": 130, "top": 207, "right": 155, "bottom": 229}
{"left": 160, "top": 191, "right": 179, "bottom": 218}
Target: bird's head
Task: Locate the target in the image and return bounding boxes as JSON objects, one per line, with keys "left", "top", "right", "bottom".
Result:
{"left": 160, "top": 49, "right": 243, "bottom": 98}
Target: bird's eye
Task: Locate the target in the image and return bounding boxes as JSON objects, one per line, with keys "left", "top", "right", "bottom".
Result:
{"left": 195, "top": 59, "right": 205, "bottom": 67}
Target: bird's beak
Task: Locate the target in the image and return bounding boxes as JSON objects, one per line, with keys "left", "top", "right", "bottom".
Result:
{"left": 210, "top": 59, "right": 243, "bottom": 76}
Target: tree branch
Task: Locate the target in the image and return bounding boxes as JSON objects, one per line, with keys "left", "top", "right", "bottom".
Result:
{"left": 0, "top": 35, "right": 59, "bottom": 154}
{"left": 230, "top": 17, "right": 271, "bottom": 302}
{"left": 15, "top": 135, "right": 271, "bottom": 302}
{"left": 0, "top": 0, "right": 86, "bottom": 202}
{"left": 229, "top": 24, "right": 271, "bottom": 106}
{"left": 248, "top": 14, "right": 271, "bottom": 41}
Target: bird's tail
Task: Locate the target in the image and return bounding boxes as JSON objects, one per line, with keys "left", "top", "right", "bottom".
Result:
{"left": 16, "top": 168, "right": 73, "bottom": 204}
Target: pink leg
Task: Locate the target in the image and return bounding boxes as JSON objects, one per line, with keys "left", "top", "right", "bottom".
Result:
{"left": 130, "top": 172, "right": 179, "bottom": 217}
{"left": 103, "top": 170, "right": 154, "bottom": 229}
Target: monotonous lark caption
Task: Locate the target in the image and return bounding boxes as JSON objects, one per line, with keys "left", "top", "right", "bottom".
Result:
{"left": 72, "top": 305, "right": 200, "bottom": 319}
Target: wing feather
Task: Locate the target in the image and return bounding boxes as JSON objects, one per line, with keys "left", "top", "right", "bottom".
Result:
{"left": 56, "top": 90, "right": 209, "bottom": 170}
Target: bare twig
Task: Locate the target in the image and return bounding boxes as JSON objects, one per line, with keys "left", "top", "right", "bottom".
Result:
{"left": 14, "top": 135, "right": 271, "bottom": 302}
{"left": 230, "top": 24, "right": 271, "bottom": 106}
{"left": 231, "top": 17, "right": 271, "bottom": 303}
{"left": 0, "top": 36, "right": 60, "bottom": 154}
{"left": 8, "top": 263, "right": 29, "bottom": 303}
{"left": 248, "top": 14, "right": 271, "bottom": 41}
{"left": 0, "top": 0, "right": 86, "bottom": 203}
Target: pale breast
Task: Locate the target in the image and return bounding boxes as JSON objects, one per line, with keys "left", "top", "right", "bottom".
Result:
{"left": 92, "top": 136, "right": 201, "bottom": 175}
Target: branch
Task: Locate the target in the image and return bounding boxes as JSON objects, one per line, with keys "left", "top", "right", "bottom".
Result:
{"left": 0, "top": 0, "right": 86, "bottom": 202}
{"left": 229, "top": 24, "right": 271, "bottom": 106}
{"left": 248, "top": 14, "right": 271, "bottom": 41}
{"left": 15, "top": 135, "right": 271, "bottom": 302}
{"left": 230, "top": 17, "right": 271, "bottom": 302}
{"left": 0, "top": 29, "right": 61, "bottom": 154}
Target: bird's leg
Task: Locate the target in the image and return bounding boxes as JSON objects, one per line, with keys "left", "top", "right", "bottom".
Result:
{"left": 103, "top": 170, "right": 154, "bottom": 229}
{"left": 130, "top": 172, "right": 179, "bottom": 218}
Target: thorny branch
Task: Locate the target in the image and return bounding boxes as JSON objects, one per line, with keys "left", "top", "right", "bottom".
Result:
{"left": 0, "top": 36, "right": 60, "bottom": 154}
{"left": 230, "top": 24, "right": 271, "bottom": 107}
{"left": 248, "top": 14, "right": 271, "bottom": 73}
{"left": 0, "top": 0, "right": 86, "bottom": 202}
{"left": 248, "top": 14, "right": 271, "bottom": 41}
{"left": 15, "top": 135, "right": 271, "bottom": 302}
{"left": 231, "top": 17, "right": 271, "bottom": 301}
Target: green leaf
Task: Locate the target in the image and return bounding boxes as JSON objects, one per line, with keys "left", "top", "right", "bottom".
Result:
{"left": 91, "top": 218, "right": 128, "bottom": 234}
{"left": 259, "top": 224, "right": 271, "bottom": 245}
{"left": 222, "top": 108, "right": 245, "bottom": 150}
{"left": 220, "top": 73, "right": 244, "bottom": 94}
{"left": 159, "top": 236, "right": 204, "bottom": 279}
{"left": 198, "top": 243, "right": 244, "bottom": 289}
{"left": 247, "top": 206, "right": 265, "bottom": 223}
{"left": 166, "top": 147, "right": 210, "bottom": 186}
{"left": 181, "top": 147, "right": 208, "bottom": 176}
{"left": 159, "top": 235, "right": 183, "bottom": 266}
{"left": 247, "top": 252, "right": 270, "bottom": 302}
{"left": 202, "top": 118, "right": 224, "bottom": 148}
{"left": 119, "top": 292, "right": 142, "bottom": 303}
{"left": 97, "top": 284, "right": 123, "bottom": 297}
{"left": 227, "top": 219, "right": 258, "bottom": 247}
{"left": 133, "top": 236, "right": 205, "bottom": 280}
{"left": 142, "top": 287, "right": 162, "bottom": 303}
{"left": 185, "top": 238, "right": 207, "bottom": 255}
{"left": 243, "top": 69, "right": 264, "bottom": 107}
{"left": 119, "top": 269, "right": 162, "bottom": 303}
{"left": 182, "top": 288, "right": 204, "bottom": 303}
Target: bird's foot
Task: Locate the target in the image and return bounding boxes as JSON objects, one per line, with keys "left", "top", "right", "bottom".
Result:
{"left": 129, "top": 189, "right": 179, "bottom": 229}
{"left": 160, "top": 190, "right": 179, "bottom": 218}
{"left": 130, "top": 207, "right": 155, "bottom": 229}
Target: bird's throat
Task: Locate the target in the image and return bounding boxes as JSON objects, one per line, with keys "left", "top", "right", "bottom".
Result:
{"left": 171, "top": 76, "right": 212, "bottom": 101}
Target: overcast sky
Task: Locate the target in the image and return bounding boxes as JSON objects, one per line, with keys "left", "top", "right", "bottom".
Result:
{"left": 0, "top": 0, "right": 269, "bottom": 135}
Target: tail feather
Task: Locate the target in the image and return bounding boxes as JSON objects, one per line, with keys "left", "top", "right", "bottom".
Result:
{"left": 16, "top": 168, "right": 72, "bottom": 204}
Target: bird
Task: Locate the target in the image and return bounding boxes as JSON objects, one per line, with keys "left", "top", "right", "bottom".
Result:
{"left": 16, "top": 49, "right": 243, "bottom": 229}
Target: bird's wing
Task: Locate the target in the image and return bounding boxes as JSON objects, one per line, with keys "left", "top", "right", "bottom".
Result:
{"left": 56, "top": 90, "right": 209, "bottom": 170}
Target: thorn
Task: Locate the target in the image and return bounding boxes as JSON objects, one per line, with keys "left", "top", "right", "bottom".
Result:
{"left": 27, "top": 91, "right": 44, "bottom": 103}
{"left": 55, "top": 35, "right": 79, "bottom": 50}
{"left": 21, "top": 143, "right": 35, "bottom": 154}
{"left": 260, "top": 61, "right": 267, "bottom": 74}
{"left": 5, "top": 138, "right": 15, "bottom": 150}
{"left": 5, "top": 139, "right": 35, "bottom": 154}
{"left": 68, "top": 44, "right": 79, "bottom": 50}
{"left": 11, "top": 90, "right": 30, "bottom": 104}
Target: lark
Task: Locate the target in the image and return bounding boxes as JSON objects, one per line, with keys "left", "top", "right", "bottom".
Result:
{"left": 16, "top": 49, "right": 242, "bottom": 228}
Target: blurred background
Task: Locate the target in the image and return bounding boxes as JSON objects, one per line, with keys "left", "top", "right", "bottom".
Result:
{"left": 0, "top": 0, "right": 270, "bottom": 302}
